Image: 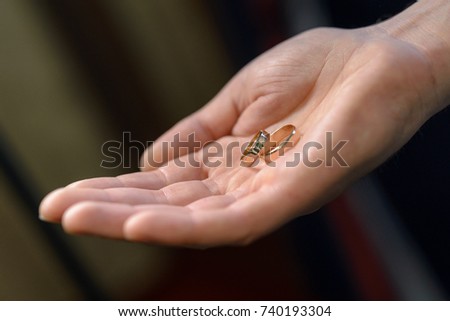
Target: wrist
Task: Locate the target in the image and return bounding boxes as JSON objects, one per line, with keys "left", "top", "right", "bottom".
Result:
{"left": 377, "top": 0, "right": 450, "bottom": 113}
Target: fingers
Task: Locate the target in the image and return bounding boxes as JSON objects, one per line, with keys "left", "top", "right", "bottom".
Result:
{"left": 124, "top": 206, "right": 232, "bottom": 246}
{"left": 58, "top": 192, "right": 243, "bottom": 242}
{"left": 40, "top": 155, "right": 209, "bottom": 222}
{"left": 40, "top": 188, "right": 110, "bottom": 223}
{"left": 123, "top": 184, "right": 297, "bottom": 247}
{"left": 140, "top": 85, "right": 239, "bottom": 171}
{"left": 62, "top": 202, "right": 135, "bottom": 238}
{"left": 67, "top": 159, "right": 206, "bottom": 189}
{"left": 56, "top": 172, "right": 302, "bottom": 247}
{"left": 40, "top": 179, "right": 220, "bottom": 223}
{"left": 62, "top": 202, "right": 259, "bottom": 247}
{"left": 46, "top": 167, "right": 299, "bottom": 247}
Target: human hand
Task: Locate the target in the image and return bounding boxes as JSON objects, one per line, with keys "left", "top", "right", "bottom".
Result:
{"left": 39, "top": 25, "right": 443, "bottom": 247}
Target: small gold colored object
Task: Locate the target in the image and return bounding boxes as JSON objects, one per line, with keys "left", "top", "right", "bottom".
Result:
{"left": 240, "top": 124, "right": 299, "bottom": 166}
{"left": 240, "top": 130, "right": 270, "bottom": 167}
{"left": 264, "top": 124, "right": 300, "bottom": 163}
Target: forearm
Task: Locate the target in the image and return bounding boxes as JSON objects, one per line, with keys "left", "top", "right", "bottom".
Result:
{"left": 379, "top": 0, "right": 450, "bottom": 114}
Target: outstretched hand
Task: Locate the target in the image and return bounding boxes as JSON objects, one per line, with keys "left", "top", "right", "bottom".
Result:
{"left": 39, "top": 26, "right": 439, "bottom": 247}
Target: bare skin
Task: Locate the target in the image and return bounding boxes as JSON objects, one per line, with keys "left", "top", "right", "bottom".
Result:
{"left": 40, "top": 1, "right": 450, "bottom": 247}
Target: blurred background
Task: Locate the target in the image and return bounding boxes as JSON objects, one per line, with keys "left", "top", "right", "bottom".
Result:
{"left": 1, "top": 0, "right": 449, "bottom": 300}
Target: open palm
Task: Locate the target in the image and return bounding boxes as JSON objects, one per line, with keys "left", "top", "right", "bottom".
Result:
{"left": 40, "top": 27, "right": 435, "bottom": 247}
